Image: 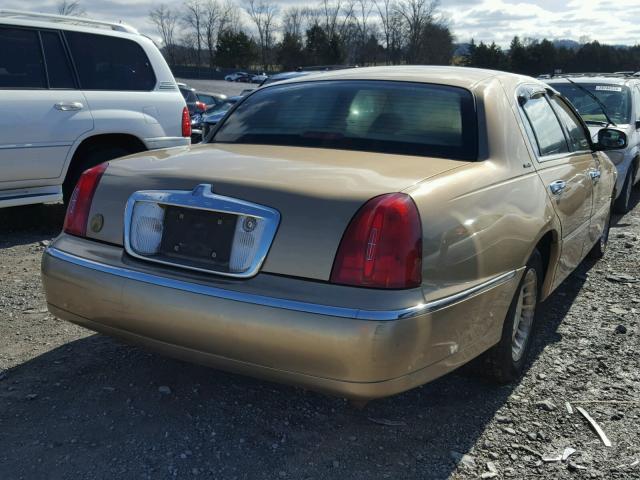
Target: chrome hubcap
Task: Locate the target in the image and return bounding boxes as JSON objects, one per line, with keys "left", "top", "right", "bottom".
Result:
{"left": 511, "top": 269, "right": 538, "bottom": 362}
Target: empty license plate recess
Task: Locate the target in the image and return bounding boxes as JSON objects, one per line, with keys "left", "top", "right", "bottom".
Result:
{"left": 158, "top": 205, "right": 237, "bottom": 271}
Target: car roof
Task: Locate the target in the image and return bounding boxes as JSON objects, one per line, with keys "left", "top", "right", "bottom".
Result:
{"left": 270, "top": 66, "right": 526, "bottom": 89}
{"left": 546, "top": 76, "right": 637, "bottom": 86}
{"left": 0, "top": 10, "right": 140, "bottom": 38}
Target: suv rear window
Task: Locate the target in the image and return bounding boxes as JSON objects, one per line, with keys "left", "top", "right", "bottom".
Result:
{"left": 0, "top": 27, "right": 45, "bottom": 88}
{"left": 212, "top": 80, "right": 477, "bottom": 160}
{"left": 66, "top": 31, "right": 156, "bottom": 91}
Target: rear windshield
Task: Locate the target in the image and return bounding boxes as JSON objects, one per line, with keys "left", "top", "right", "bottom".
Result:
{"left": 551, "top": 82, "right": 632, "bottom": 125}
{"left": 212, "top": 80, "right": 477, "bottom": 160}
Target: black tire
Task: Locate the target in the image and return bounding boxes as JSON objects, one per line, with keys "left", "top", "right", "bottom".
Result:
{"left": 587, "top": 206, "right": 612, "bottom": 259}
{"left": 613, "top": 169, "right": 633, "bottom": 214}
{"left": 482, "top": 251, "right": 543, "bottom": 383}
{"left": 62, "top": 145, "right": 132, "bottom": 204}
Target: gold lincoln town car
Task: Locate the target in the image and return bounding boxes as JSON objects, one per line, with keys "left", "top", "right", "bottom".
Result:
{"left": 41, "top": 66, "right": 628, "bottom": 400}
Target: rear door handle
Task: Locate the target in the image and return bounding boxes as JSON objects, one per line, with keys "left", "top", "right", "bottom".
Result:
{"left": 549, "top": 180, "right": 566, "bottom": 195}
{"left": 54, "top": 102, "right": 83, "bottom": 111}
{"left": 589, "top": 169, "right": 601, "bottom": 183}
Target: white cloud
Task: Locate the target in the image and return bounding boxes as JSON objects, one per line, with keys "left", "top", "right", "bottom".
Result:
{"left": 2, "top": 0, "right": 639, "bottom": 47}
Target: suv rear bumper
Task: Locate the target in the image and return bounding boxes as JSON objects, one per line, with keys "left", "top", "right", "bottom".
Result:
{"left": 144, "top": 136, "right": 190, "bottom": 150}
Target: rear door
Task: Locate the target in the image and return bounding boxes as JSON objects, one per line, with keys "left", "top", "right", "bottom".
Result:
{"left": 0, "top": 26, "right": 93, "bottom": 184}
{"left": 517, "top": 85, "right": 594, "bottom": 285}
{"left": 64, "top": 31, "right": 177, "bottom": 139}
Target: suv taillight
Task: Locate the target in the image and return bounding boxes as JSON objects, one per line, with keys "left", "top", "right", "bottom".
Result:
{"left": 182, "top": 106, "right": 191, "bottom": 137}
{"left": 63, "top": 163, "right": 108, "bottom": 237}
{"left": 195, "top": 101, "right": 206, "bottom": 112}
{"left": 330, "top": 193, "right": 422, "bottom": 289}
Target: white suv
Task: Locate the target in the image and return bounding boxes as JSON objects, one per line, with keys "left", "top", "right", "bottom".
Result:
{"left": 0, "top": 10, "right": 190, "bottom": 208}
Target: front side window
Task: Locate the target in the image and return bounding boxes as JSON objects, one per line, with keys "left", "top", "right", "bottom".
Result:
{"left": 552, "top": 82, "right": 632, "bottom": 125}
{"left": 549, "top": 96, "right": 591, "bottom": 152}
{"left": 213, "top": 80, "right": 478, "bottom": 160}
{"left": 0, "top": 27, "right": 45, "bottom": 88}
{"left": 521, "top": 95, "right": 569, "bottom": 157}
{"left": 66, "top": 32, "right": 155, "bottom": 91}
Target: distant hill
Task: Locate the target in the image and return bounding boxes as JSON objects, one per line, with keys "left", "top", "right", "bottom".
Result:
{"left": 552, "top": 39, "right": 580, "bottom": 50}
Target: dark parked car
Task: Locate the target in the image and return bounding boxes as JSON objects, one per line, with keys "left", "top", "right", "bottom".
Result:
{"left": 193, "top": 96, "right": 243, "bottom": 142}
{"left": 178, "top": 83, "right": 227, "bottom": 115}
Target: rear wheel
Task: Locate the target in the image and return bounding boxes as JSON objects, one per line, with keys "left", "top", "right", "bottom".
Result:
{"left": 483, "top": 251, "right": 542, "bottom": 383}
{"left": 614, "top": 169, "right": 633, "bottom": 214}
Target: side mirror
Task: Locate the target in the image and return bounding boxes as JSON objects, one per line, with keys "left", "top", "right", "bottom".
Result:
{"left": 596, "top": 128, "right": 628, "bottom": 151}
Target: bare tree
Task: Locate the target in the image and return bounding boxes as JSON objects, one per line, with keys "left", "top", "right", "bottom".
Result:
{"left": 203, "top": 0, "right": 224, "bottom": 67}
{"left": 396, "top": 0, "right": 438, "bottom": 63}
{"left": 183, "top": 0, "right": 205, "bottom": 67}
{"left": 353, "top": 0, "right": 373, "bottom": 62}
{"left": 374, "top": 0, "right": 395, "bottom": 63}
{"left": 282, "top": 7, "right": 305, "bottom": 39}
{"left": 244, "top": 0, "right": 279, "bottom": 70}
{"left": 149, "top": 4, "right": 179, "bottom": 65}
{"left": 318, "top": 0, "right": 354, "bottom": 40}
{"left": 218, "top": 0, "right": 242, "bottom": 34}
{"left": 57, "top": 0, "right": 85, "bottom": 16}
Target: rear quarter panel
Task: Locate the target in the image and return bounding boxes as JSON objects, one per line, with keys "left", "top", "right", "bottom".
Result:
{"left": 408, "top": 77, "right": 561, "bottom": 347}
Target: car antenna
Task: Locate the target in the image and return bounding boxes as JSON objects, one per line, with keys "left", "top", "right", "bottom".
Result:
{"left": 565, "top": 78, "right": 616, "bottom": 127}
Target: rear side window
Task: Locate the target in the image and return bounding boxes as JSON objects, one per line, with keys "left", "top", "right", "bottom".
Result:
{"left": 213, "top": 80, "right": 478, "bottom": 160}
{"left": 40, "top": 31, "right": 75, "bottom": 89}
{"left": 548, "top": 96, "right": 590, "bottom": 152}
{"left": 66, "top": 32, "right": 155, "bottom": 91}
{"left": 521, "top": 95, "right": 569, "bottom": 157}
{"left": 0, "top": 27, "right": 45, "bottom": 88}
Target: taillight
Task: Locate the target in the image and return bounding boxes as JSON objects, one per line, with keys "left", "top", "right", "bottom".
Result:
{"left": 182, "top": 106, "right": 191, "bottom": 137}
{"left": 195, "top": 101, "right": 206, "bottom": 112}
{"left": 63, "top": 163, "right": 108, "bottom": 237}
{"left": 330, "top": 193, "right": 422, "bottom": 289}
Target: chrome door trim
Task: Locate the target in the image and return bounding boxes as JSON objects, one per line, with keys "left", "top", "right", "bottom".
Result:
{"left": 123, "top": 184, "right": 280, "bottom": 279}
{"left": 46, "top": 247, "right": 516, "bottom": 321}
{"left": 549, "top": 180, "right": 567, "bottom": 195}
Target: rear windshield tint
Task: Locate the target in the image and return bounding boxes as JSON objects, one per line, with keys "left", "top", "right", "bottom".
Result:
{"left": 212, "top": 80, "right": 477, "bottom": 160}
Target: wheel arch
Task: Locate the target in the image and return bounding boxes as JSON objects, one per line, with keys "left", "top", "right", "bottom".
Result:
{"left": 530, "top": 228, "right": 561, "bottom": 301}
{"left": 64, "top": 133, "right": 147, "bottom": 182}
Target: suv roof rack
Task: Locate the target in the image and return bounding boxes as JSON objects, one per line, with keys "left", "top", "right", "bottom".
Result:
{"left": 0, "top": 9, "right": 139, "bottom": 34}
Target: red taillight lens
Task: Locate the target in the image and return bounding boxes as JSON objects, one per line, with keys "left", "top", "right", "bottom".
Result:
{"left": 330, "top": 193, "right": 422, "bottom": 289}
{"left": 182, "top": 106, "right": 191, "bottom": 137}
{"left": 195, "top": 101, "right": 206, "bottom": 112}
{"left": 63, "top": 163, "right": 108, "bottom": 237}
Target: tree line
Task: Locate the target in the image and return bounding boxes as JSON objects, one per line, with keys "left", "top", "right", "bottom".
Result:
{"left": 57, "top": 0, "right": 640, "bottom": 75}
{"left": 149, "top": 0, "right": 455, "bottom": 71}
{"left": 463, "top": 37, "right": 640, "bottom": 76}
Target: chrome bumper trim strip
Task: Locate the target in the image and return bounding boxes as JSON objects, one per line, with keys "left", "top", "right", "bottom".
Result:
{"left": 46, "top": 247, "right": 516, "bottom": 321}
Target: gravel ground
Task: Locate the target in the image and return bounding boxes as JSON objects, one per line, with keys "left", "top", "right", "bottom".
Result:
{"left": 0, "top": 189, "right": 639, "bottom": 480}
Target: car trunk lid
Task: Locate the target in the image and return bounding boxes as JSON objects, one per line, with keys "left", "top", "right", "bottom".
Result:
{"left": 88, "top": 144, "right": 466, "bottom": 280}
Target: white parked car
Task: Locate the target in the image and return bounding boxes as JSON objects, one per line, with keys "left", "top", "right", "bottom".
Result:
{"left": 546, "top": 74, "right": 640, "bottom": 213}
{"left": 0, "top": 10, "right": 190, "bottom": 208}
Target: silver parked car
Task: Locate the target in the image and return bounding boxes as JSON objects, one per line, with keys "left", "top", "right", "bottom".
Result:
{"left": 546, "top": 74, "right": 640, "bottom": 213}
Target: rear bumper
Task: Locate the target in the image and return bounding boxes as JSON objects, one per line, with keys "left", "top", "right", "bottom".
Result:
{"left": 42, "top": 243, "right": 519, "bottom": 399}
{"left": 143, "top": 136, "right": 190, "bottom": 150}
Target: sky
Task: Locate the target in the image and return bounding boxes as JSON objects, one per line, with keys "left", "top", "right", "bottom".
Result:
{"left": 3, "top": 0, "right": 640, "bottom": 48}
